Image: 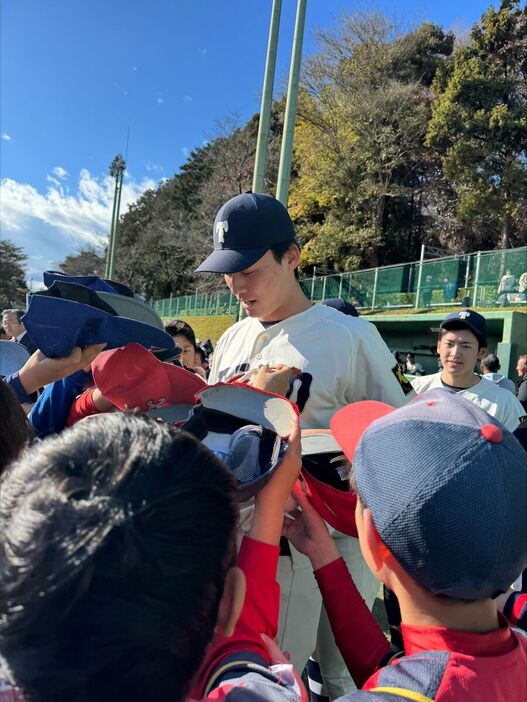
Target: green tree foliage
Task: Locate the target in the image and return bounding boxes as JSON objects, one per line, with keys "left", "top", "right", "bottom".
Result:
{"left": 0, "top": 240, "right": 29, "bottom": 309}
{"left": 58, "top": 247, "right": 105, "bottom": 276}
{"left": 290, "top": 15, "right": 454, "bottom": 272}
{"left": 426, "top": 0, "right": 527, "bottom": 250}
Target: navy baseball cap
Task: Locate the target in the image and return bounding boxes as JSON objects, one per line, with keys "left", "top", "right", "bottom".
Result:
{"left": 321, "top": 298, "right": 359, "bottom": 317}
{"left": 195, "top": 192, "right": 296, "bottom": 273}
{"left": 331, "top": 389, "right": 527, "bottom": 600}
{"left": 440, "top": 309, "right": 487, "bottom": 346}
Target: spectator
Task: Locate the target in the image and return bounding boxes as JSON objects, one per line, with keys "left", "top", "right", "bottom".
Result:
{"left": 518, "top": 271, "right": 527, "bottom": 302}
{"left": 480, "top": 353, "right": 516, "bottom": 394}
{"left": 517, "top": 354, "right": 527, "bottom": 413}
{"left": 405, "top": 353, "right": 425, "bottom": 376}
{"left": 164, "top": 319, "right": 206, "bottom": 379}
{"left": 421, "top": 275, "right": 433, "bottom": 308}
{"left": 496, "top": 268, "right": 516, "bottom": 306}
{"left": 0, "top": 379, "right": 31, "bottom": 475}
{"left": 1, "top": 309, "right": 37, "bottom": 355}
{"left": 442, "top": 277, "right": 457, "bottom": 303}
{"left": 195, "top": 346, "right": 209, "bottom": 376}
{"left": 411, "top": 310, "right": 525, "bottom": 432}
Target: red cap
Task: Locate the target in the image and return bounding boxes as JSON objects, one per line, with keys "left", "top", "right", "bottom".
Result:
{"left": 92, "top": 342, "right": 206, "bottom": 411}
{"left": 330, "top": 400, "right": 395, "bottom": 463}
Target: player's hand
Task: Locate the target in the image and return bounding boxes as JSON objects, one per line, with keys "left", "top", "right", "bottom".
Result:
{"left": 260, "top": 634, "right": 290, "bottom": 664}
{"left": 282, "top": 487, "right": 340, "bottom": 570}
{"left": 18, "top": 344, "right": 107, "bottom": 394}
{"left": 250, "top": 364, "right": 300, "bottom": 396}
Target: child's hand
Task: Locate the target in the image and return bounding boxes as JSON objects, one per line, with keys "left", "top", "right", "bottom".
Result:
{"left": 250, "top": 364, "right": 300, "bottom": 396}
{"left": 282, "top": 487, "right": 341, "bottom": 571}
{"left": 249, "top": 420, "right": 302, "bottom": 546}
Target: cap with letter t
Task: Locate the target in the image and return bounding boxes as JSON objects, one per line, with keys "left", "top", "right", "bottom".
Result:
{"left": 195, "top": 192, "right": 295, "bottom": 274}
{"left": 440, "top": 309, "right": 487, "bottom": 347}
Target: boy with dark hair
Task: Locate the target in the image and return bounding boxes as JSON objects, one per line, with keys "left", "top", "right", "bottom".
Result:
{"left": 0, "top": 412, "right": 305, "bottom": 702}
{"left": 283, "top": 389, "right": 527, "bottom": 700}
{"left": 411, "top": 310, "right": 525, "bottom": 431}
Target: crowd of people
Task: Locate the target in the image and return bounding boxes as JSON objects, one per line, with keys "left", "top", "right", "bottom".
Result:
{"left": 0, "top": 192, "right": 526, "bottom": 702}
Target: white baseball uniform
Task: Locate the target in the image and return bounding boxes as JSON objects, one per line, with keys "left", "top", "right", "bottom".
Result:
{"left": 210, "top": 303, "right": 412, "bottom": 698}
{"left": 411, "top": 372, "right": 525, "bottom": 432}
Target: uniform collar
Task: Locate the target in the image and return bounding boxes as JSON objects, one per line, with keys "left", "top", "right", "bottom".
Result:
{"left": 402, "top": 613, "right": 516, "bottom": 657}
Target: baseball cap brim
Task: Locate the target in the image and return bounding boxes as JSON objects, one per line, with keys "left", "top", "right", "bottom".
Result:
{"left": 195, "top": 245, "right": 270, "bottom": 274}
{"left": 22, "top": 295, "right": 175, "bottom": 358}
{"left": 301, "top": 431, "right": 359, "bottom": 537}
{"left": 330, "top": 400, "right": 395, "bottom": 462}
{"left": 92, "top": 343, "right": 206, "bottom": 410}
{"left": 0, "top": 340, "right": 31, "bottom": 377}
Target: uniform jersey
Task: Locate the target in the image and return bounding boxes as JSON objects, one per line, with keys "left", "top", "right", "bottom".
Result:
{"left": 411, "top": 372, "right": 525, "bottom": 433}
{"left": 209, "top": 304, "right": 412, "bottom": 427}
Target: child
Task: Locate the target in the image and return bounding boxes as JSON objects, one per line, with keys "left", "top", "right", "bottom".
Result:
{"left": 0, "top": 412, "right": 305, "bottom": 702}
{"left": 283, "top": 389, "right": 527, "bottom": 699}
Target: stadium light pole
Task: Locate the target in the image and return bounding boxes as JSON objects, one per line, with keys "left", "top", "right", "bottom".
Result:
{"left": 252, "top": 0, "right": 283, "bottom": 194}
{"left": 276, "top": 0, "right": 307, "bottom": 206}
{"left": 105, "top": 154, "right": 126, "bottom": 279}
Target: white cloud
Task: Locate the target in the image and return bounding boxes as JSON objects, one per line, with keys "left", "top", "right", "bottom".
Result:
{"left": 145, "top": 161, "right": 164, "bottom": 173}
{"left": 1, "top": 133, "right": 11, "bottom": 141}
{"left": 183, "top": 95, "right": 193, "bottom": 103}
{"left": 0, "top": 169, "right": 156, "bottom": 282}
{"left": 181, "top": 146, "right": 190, "bottom": 158}
{"left": 157, "top": 97, "right": 164, "bottom": 105}
{"left": 52, "top": 166, "right": 69, "bottom": 178}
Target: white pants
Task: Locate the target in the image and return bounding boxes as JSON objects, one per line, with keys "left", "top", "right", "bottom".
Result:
{"left": 277, "top": 529, "right": 379, "bottom": 699}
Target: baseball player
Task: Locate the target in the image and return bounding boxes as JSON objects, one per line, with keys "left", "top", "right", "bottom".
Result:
{"left": 196, "top": 192, "right": 412, "bottom": 699}
{"left": 412, "top": 310, "right": 525, "bottom": 432}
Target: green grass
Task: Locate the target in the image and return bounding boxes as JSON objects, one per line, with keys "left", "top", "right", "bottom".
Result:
{"left": 161, "top": 314, "right": 236, "bottom": 345}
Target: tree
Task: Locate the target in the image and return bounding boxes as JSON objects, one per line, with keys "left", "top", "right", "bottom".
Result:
{"left": 426, "top": 0, "right": 527, "bottom": 249}
{"left": 289, "top": 15, "right": 454, "bottom": 272}
{"left": 58, "top": 247, "right": 105, "bottom": 276}
{"left": 0, "top": 240, "right": 29, "bottom": 309}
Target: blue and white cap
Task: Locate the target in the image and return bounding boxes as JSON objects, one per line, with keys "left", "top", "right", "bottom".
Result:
{"left": 195, "top": 192, "right": 295, "bottom": 274}
{"left": 440, "top": 309, "right": 487, "bottom": 346}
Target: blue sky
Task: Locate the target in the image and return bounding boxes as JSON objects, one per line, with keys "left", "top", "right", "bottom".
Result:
{"left": 1, "top": 0, "right": 496, "bottom": 287}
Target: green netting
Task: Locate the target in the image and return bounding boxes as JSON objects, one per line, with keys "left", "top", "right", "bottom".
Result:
{"left": 153, "top": 247, "right": 527, "bottom": 316}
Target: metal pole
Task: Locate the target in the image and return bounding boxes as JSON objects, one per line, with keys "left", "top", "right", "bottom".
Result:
{"left": 107, "top": 168, "right": 125, "bottom": 279}
{"left": 473, "top": 252, "right": 481, "bottom": 307}
{"left": 310, "top": 265, "right": 316, "bottom": 299}
{"left": 321, "top": 275, "right": 327, "bottom": 300}
{"left": 338, "top": 273, "right": 343, "bottom": 298}
{"left": 105, "top": 175, "right": 120, "bottom": 278}
{"left": 415, "top": 243, "right": 425, "bottom": 308}
{"left": 276, "top": 0, "right": 307, "bottom": 205}
{"left": 372, "top": 267, "right": 379, "bottom": 309}
{"left": 252, "top": 0, "right": 283, "bottom": 194}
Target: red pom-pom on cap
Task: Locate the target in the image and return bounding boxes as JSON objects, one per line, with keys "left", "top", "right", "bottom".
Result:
{"left": 480, "top": 424, "right": 503, "bottom": 443}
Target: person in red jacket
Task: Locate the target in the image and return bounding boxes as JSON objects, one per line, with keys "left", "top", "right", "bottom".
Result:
{"left": 282, "top": 389, "right": 527, "bottom": 700}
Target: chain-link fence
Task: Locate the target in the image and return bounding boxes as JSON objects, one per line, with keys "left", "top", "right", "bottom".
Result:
{"left": 152, "top": 246, "right": 527, "bottom": 317}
